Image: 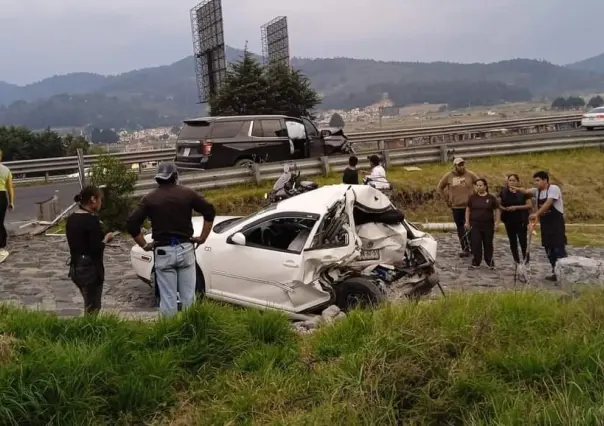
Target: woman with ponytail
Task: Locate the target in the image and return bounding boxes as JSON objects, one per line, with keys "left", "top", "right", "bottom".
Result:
{"left": 65, "top": 185, "right": 113, "bottom": 315}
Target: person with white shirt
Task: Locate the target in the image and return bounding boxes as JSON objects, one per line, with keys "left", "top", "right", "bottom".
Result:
{"left": 512, "top": 170, "right": 567, "bottom": 282}
{"left": 364, "top": 155, "right": 387, "bottom": 182}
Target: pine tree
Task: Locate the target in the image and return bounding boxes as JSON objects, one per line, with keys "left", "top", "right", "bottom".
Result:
{"left": 209, "top": 49, "right": 270, "bottom": 116}
{"left": 209, "top": 52, "right": 321, "bottom": 117}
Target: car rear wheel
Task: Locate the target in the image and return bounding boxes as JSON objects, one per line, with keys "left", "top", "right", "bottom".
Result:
{"left": 335, "top": 277, "right": 385, "bottom": 311}
{"left": 234, "top": 158, "right": 254, "bottom": 168}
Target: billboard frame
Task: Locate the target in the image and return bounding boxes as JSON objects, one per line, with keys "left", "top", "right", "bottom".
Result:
{"left": 190, "top": 0, "right": 228, "bottom": 103}
{"left": 261, "top": 16, "right": 290, "bottom": 68}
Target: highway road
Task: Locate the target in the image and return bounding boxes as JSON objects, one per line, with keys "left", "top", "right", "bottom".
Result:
{"left": 11, "top": 181, "right": 81, "bottom": 223}
{"left": 8, "top": 127, "right": 604, "bottom": 223}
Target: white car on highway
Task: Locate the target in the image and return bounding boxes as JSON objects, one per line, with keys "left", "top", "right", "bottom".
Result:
{"left": 66, "top": 168, "right": 92, "bottom": 179}
{"left": 581, "top": 107, "right": 604, "bottom": 130}
{"left": 130, "top": 185, "right": 440, "bottom": 316}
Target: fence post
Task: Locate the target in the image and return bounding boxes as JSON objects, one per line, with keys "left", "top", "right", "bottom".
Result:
{"left": 319, "top": 156, "right": 330, "bottom": 177}
{"left": 381, "top": 150, "right": 391, "bottom": 169}
{"left": 251, "top": 163, "right": 261, "bottom": 184}
{"left": 439, "top": 145, "right": 449, "bottom": 164}
{"left": 77, "top": 148, "right": 86, "bottom": 190}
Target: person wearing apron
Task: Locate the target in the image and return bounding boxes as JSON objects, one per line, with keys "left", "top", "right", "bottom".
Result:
{"left": 515, "top": 171, "right": 566, "bottom": 282}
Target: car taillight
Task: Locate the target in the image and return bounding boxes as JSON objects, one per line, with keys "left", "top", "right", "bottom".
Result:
{"left": 202, "top": 140, "right": 213, "bottom": 155}
{"left": 596, "top": 115, "right": 604, "bottom": 119}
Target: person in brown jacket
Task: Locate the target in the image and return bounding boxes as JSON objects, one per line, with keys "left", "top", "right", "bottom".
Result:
{"left": 437, "top": 157, "right": 479, "bottom": 257}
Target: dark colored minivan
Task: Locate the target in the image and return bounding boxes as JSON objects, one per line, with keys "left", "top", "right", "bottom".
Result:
{"left": 174, "top": 115, "right": 353, "bottom": 170}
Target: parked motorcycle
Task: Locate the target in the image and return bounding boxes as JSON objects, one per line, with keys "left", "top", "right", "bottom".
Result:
{"left": 265, "top": 165, "right": 395, "bottom": 204}
{"left": 264, "top": 164, "right": 319, "bottom": 204}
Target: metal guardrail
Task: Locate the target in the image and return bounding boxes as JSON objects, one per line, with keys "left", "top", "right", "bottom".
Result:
{"left": 346, "top": 113, "right": 583, "bottom": 144}
{"left": 6, "top": 113, "right": 584, "bottom": 179}
{"left": 130, "top": 134, "right": 604, "bottom": 197}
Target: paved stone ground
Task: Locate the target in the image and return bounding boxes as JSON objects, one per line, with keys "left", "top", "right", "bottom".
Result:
{"left": 0, "top": 233, "right": 603, "bottom": 319}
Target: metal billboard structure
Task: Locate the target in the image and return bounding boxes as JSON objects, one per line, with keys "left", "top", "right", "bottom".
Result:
{"left": 190, "top": 0, "right": 228, "bottom": 103}
{"left": 261, "top": 16, "right": 290, "bottom": 67}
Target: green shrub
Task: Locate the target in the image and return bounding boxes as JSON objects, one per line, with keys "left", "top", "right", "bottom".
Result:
{"left": 89, "top": 154, "right": 137, "bottom": 231}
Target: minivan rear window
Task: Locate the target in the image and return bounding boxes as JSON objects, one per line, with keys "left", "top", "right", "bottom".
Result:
{"left": 179, "top": 121, "right": 211, "bottom": 140}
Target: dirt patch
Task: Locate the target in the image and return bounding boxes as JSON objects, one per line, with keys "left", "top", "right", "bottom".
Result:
{"left": 0, "top": 334, "right": 17, "bottom": 364}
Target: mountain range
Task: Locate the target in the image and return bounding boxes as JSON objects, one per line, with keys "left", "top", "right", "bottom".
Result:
{"left": 1, "top": 46, "right": 604, "bottom": 130}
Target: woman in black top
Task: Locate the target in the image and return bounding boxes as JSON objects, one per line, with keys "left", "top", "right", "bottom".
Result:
{"left": 465, "top": 178, "right": 501, "bottom": 269}
{"left": 65, "top": 186, "right": 113, "bottom": 315}
{"left": 342, "top": 155, "right": 359, "bottom": 185}
{"left": 498, "top": 174, "right": 533, "bottom": 265}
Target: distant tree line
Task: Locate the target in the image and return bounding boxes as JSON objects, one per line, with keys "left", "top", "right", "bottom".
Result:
{"left": 90, "top": 127, "right": 119, "bottom": 143}
{"left": 0, "top": 126, "right": 104, "bottom": 163}
{"left": 320, "top": 80, "right": 533, "bottom": 110}
{"left": 209, "top": 50, "right": 320, "bottom": 118}
{"left": 550, "top": 95, "right": 604, "bottom": 110}
{"left": 0, "top": 93, "right": 182, "bottom": 131}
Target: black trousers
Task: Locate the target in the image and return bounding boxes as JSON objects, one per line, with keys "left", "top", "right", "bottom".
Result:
{"left": 69, "top": 257, "right": 104, "bottom": 315}
{"left": 452, "top": 208, "right": 470, "bottom": 253}
{"left": 545, "top": 246, "right": 567, "bottom": 273}
{"left": 0, "top": 191, "right": 7, "bottom": 249}
{"left": 470, "top": 224, "right": 495, "bottom": 267}
{"left": 504, "top": 221, "right": 528, "bottom": 264}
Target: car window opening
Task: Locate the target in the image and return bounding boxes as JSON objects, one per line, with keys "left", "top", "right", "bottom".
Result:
{"left": 243, "top": 217, "right": 317, "bottom": 253}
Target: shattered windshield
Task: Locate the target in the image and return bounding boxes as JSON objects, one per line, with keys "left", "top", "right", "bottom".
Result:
{"left": 309, "top": 199, "right": 349, "bottom": 249}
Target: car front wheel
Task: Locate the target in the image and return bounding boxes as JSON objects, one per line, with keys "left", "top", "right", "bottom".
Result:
{"left": 335, "top": 277, "right": 385, "bottom": 311}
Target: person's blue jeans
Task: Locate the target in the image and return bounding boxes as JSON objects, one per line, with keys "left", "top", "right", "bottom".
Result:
{"left": 154, "top": 242, "right": 196, "bottom": 317}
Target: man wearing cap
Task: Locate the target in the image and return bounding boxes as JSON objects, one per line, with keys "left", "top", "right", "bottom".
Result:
{"left": 437, "top": 157, "right": 479, "bottom": 257}
{"left": 126, "top": 162, "right": 216, "bottom": 317}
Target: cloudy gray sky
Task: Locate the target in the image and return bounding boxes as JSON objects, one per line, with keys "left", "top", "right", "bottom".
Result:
{"left": 2, "top": 0, "right": 603, "bottom": 85}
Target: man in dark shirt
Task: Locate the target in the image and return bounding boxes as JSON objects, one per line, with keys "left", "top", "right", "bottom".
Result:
{"left": 126, "top": 162, "right": 216, "bottom": 317}
{"left": 342, "top": 156, "right": 359, "bottom": 185}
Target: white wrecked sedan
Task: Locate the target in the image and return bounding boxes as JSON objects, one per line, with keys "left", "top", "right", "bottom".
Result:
{"left": 130, "top": 184, "right": 440, "bottom": 315}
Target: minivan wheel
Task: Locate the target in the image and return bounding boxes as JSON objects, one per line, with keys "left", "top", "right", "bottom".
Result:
{"left": 335, "top": 277, "right": 385, "bottom": 312}
{"left": 234, "top": 158, "right": 254, "bottom": 168}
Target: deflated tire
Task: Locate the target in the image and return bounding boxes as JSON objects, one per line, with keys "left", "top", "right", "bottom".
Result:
{"left": 335, "top": 277, "right": 386, "bottom": 311}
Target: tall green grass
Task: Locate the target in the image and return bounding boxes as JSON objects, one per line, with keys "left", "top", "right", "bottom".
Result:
{"left": 2, "top": 292, "right": 604, "bottom": 425}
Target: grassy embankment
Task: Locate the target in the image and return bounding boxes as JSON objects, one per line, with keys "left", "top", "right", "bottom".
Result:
{"left": 200, "top": 147, "right": 604, "bottom": 246}
{"left": 47, "top": 148, "right": 604, "bottom": 245}
{"left": 2, "top": 291, "right": 604, "bottom": 425}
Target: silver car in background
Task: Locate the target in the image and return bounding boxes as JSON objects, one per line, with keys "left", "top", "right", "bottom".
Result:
{"left": 581, "top": 107, "right": 604, "bottom": 130}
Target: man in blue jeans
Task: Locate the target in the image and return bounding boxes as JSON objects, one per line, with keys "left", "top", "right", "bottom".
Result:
{"left": 126, "top": 163, "right": 216, "bottom": 317}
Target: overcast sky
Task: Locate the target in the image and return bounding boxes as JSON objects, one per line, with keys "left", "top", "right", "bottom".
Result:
{"left": 2, "top": 0, "right": 603, "bottom": 85}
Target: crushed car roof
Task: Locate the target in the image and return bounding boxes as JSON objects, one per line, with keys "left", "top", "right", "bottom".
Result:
{"left": 275, "top": 184, "right": 389, "bottom": 214}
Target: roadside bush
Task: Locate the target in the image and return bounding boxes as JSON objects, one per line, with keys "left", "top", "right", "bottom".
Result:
{"left": 89, "top": 154, "right": 137, "bottom": 231}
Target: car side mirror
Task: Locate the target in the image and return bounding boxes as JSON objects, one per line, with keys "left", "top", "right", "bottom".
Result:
{"left": 320, "top": 130, "right": 330, "bottom": 138}
{"left": 229, "top": 232, "right": 246, "bottom": 246}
